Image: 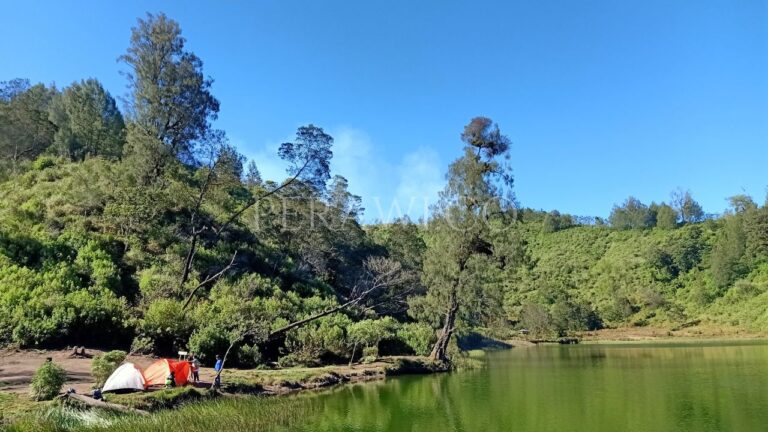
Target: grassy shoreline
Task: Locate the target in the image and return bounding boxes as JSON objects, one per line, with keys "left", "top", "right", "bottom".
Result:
{"left": 0, "top": 356, "right": 448, "bottom": 430}
{"left": 4, "top": 330, "right": 768, "bottom": 430}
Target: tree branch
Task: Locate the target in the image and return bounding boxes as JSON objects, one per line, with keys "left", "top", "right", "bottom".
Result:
{"left": 215, "top": 158, "right": 311, "bottom": 236}
{"left": 181, "top": 251, "right": 237, "bottom": 310}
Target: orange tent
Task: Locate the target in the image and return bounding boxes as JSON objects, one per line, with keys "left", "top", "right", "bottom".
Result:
{"left": 143, "top": 359, "right": 192, "bottom": 387}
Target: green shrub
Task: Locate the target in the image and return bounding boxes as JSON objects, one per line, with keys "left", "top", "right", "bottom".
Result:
{"left": 396, "top": 323, "right": 436, "bottom": 356}
{"left": 281, "top": 314, "right": 352, "bottom": 366}
{"left": 519, "top": 303, "right": 554, "bottom": 337}
{"left": 141, "top": 299, "right": 191, "bottom": 353}
{"left": 188, "top": 324, "right": 230, "bottom": 364}
{"left": 130, "top": 335, "right": 154, "bottom": 355}
{"left": 29, "top": 361, "right": 66, "bottom": 401}
{"left": 362, "top": 346, "right": 378, "bottom": 362}
{"left": 32, "top": 156, "right": 55, "bottom": 171}
{"left": 237, "top": 344, "right": 263, "bottom": 368}
{"left": 91, "top": 350, "right": 127, "bottom": 387}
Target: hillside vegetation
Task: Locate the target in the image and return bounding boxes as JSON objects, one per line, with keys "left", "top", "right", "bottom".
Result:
{"left": 1, "top": 13, "right": 767, "bottom": 372}
{"left": 507, "top": 212, "right": 768, "bottom": 335}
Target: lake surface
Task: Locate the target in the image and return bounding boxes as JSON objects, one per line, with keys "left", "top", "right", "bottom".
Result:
{"left": 281, "top": 341, "right": 768, "bottom": 432}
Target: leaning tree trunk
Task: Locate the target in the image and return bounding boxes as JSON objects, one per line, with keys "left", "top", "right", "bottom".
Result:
{"left": 430, "top": 289, "right": 459, "bottom": 362}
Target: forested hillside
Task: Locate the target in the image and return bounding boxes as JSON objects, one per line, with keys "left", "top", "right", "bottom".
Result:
{"left": 506, "top": 207, "right": 768, "bottom": 335}
{"left": 1, "top": 13, "right": 766, "bottom": 369}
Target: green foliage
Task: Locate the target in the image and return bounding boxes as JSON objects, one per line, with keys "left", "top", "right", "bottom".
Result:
{"left": 672, "top": 189, "right": 705, "bottom": 223}
{"left": 48, "top": 78, "right": 125, "bottom": 161}
{"left": 32, "top": 156, "right": 56, "bottom": 171}
{"left": 348, "top": 317, "right": 399, "bottom": 357}
{"left": 396, "top": 323, "right": 436, "bottom": 356}
{"left": 541, "top": 210, "right": 573, "bottom": 233}
{"left": 188, "top": 325, "right": 230, "bottom": 364}
{"left": 91, "top": 350, "right": 127, "bottom": 387}
{"left": 0, "top": 79, "right": 57, "bottom": 165}
{"left": 141, "top": 300, "right": 192, "bottom": 353}
{"left": 280, "top": 313, "right": 352, "bottom": 366}
{"left": 551, "top": 299, "right": 602, "bottom": 334}
{"left": 610, "top": 197, "right": 653, "bottom": 229}
{"left": 711, "top": 216, "right": 747, "bottom": 289}
{"left": 29, "top": 361, "right": 66, "bottom": 401}
{"left": 519, "top": 303, "right": 553, "bottom": 337}
{"left": 653, "top": 203, "right": 678, "bottom": 229}
{"left": 744, "top": 207, "right": 768, "bottom": 262}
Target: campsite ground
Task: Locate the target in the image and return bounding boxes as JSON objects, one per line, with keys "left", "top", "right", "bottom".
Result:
{"left": 0, "top": 347, "right": 446, "bottom": 419}
{"left": 0, "top": 349, "right": 221, "bottom": 395}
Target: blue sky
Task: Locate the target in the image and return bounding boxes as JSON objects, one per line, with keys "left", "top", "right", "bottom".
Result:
{"left": 2, "top": 0, "right": 766, "bottom": 222}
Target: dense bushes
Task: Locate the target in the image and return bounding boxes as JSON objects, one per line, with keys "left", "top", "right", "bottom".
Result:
{"left": 348, "top": 317, "right": 398, "bottom": 360}
{"left": 396, "top": 323, "right": 436, "bottom": 356}
{"left": 280, "top": 314, "right": 352, "bottom": 367}
{"left": 0, "top": 260, "right": 129, "bottom": 347}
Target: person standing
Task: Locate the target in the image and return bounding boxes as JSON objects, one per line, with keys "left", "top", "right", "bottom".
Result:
{"left": 190, "top": 354, "right": 201, "bottom": 383}
{"left": 213, "top": 355, "right": 223, "bottom": 388}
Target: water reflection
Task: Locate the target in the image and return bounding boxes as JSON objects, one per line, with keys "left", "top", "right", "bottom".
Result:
{"left": 281, "top": 341, "right": 768, "bottom": 432}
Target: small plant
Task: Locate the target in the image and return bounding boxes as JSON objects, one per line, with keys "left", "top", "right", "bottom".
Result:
{"left": 361, "top": 346, "right": 378, "bottom": 363}
{"left": 30, "top": 360, "right": 67, "bottom": 401}
{"left": 92, "top": 350, "right": 127, "bottom": 387}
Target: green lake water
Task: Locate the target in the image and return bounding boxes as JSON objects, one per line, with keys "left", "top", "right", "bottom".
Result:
{"left": 279, "top": 341, "right": 768, "bottom": 432}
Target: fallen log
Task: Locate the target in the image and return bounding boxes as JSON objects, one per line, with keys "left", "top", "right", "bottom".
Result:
{"left": 61, "top": 393, "right": 149, "bottom": 416}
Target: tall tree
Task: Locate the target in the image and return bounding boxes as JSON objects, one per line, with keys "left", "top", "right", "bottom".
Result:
{"left": 609, "top": 197, "right": 652, "bottom": 229}
{"left": 422, "top": 117, "right": 513, "bottom": 362}
{"left": 244, "top": 160, "right": 262, "bottom": 187}
{"left": 653, "top": 203, "right": 678, "bottom": 229}
{"left": 328, "top": 175, "right": 364, "bottom": 222}
{"left": 711, "top": 215, "right": 747, "bottom": 289}
{"left": 744, "top": 206, "right": 768, "bottom": 263}
{"left": 49, "top": 79, "right": 125, "bottom": 161}
{"left": 0, "top": 79, "right": 57, "bottom": 166}
{"left": 277, "top": 125, "right": 333, "bottom": 194}
{"left": 728, "top": 194, "right": 757, "bottom": 214}
{"left": 671, "top": 189, "right": 704, "bottom": 223}
{"left": 216, "top": 124, "right": 333, "bottom": 235}
{"left": 120, "top": 13, "right": 219, "bottom": 179}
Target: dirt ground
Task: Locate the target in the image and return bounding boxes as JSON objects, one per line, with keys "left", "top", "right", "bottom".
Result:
{"left": 577, "top": 325, "right": 767, "bottom": 342}
{"left": 0, "top": 348, "right": 219, "bottom": 395}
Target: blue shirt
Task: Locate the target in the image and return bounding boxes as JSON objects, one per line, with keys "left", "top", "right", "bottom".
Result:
{"left": 214, "top": 359, "right": 223, "bottom": 372}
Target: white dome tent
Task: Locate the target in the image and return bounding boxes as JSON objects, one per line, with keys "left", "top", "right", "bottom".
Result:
{"left": 102, "top": 362, "right": 147, "bottom": 393}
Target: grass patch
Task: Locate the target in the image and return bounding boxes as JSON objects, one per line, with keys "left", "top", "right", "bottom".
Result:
{"left": 0, "top": 393, "right": 46, "bottom": 426}
{"left": 105, "top": 387, "right": 209, "bottom": 412}
{"left": 226, "top": 366, "right": 349, "bottom": 389}
{"left": 81, "top": 396, "right": 318, "bottom": 432}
